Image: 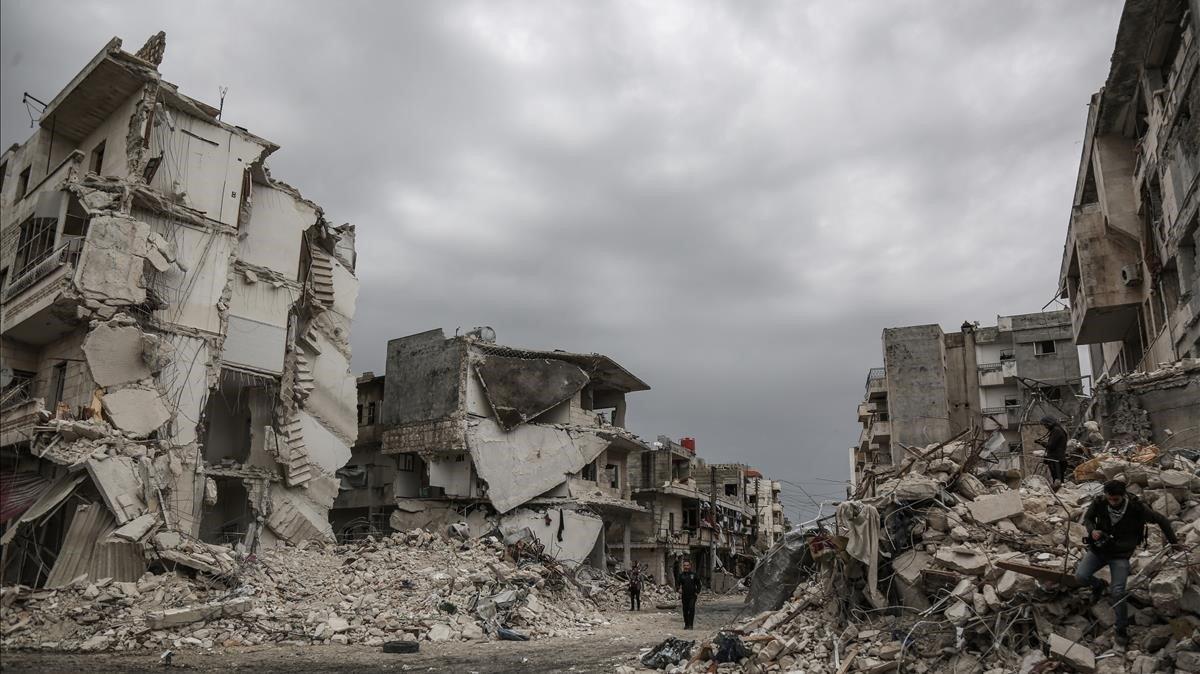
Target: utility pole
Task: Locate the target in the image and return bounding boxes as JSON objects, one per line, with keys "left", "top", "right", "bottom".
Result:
{"left": 709, "top": 465, "right": 717, "bottom": 582}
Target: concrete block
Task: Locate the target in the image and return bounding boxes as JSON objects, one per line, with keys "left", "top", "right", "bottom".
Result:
{"left": 966, "top": 491, "right": 1024, "bottom": 524}
{"left": 146, "top": 598, "right": 254, "bottom": 629}
{"left": 1049, "top": 633, "right": 1095, "bottom": 673}
{"left": 83, "top": 323, "right": 152, "bottom": 387}
{"left": 102, "top": 387, "right": 170, "bottom": 436}
{"left": 934, "top": 547, "right": 988, "bottom": 576}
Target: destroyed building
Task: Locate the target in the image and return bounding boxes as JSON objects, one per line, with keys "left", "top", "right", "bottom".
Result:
{"left": 1058, "top": 0, "right": 1199, "bottom": 377}
{"left": 617, "top": 437, "right": 766, "bottom": 589}
{"left": 0, "top": 33, "right": 359, "bottom": 587}
{"left": 358, "top": 327, "right": 650, "bottom": 568}
{"left": 852, "top": 311, "right": 1083, "bottom": 491}
{"left": 1057, "top": 0, "right": 1200, "bottom": 450}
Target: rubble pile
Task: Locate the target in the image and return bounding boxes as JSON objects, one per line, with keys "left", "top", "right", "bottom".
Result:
{"left": 653, "top": 433, "right": 1200, "bottom": 673}
{"left": 0, "top": 529, "right": 672, "bottom": 652}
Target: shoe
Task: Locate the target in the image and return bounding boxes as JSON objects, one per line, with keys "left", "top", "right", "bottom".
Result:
{"left": 1114, "top": 627, "right": 1129, "bottom": 647}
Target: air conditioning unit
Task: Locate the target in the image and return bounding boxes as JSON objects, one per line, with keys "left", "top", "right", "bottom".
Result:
{"left": 1120, "top": 264, "right": 1143, "bottom": 286}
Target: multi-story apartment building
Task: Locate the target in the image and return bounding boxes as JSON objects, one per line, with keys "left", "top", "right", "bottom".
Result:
{"left": 0, "top": 33, "right": 359, "bottom": 586}
{"left": 745, "top": 470, "right": 785, "bottom": 553}
{"left": 851, "top": 311, "right": 1082, "bottom": 488}
{"left": 1058, "top": 0, "right": 1199, "bottom": 377}
{"left": 367, "top": 327, "right": 649, "bottom": 567}
{"left": 617, "top": 438, "right": 759, "bottom": 588}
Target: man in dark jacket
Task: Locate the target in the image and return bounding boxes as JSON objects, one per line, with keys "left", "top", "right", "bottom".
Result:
{"left": 1036, "top": 416, "right": 1069, "bottom": 487}
{"left": 1076, "top": 480, "right": 1179, "bottom": 644}
{"left": 676, "top": 560, "right": 701, "bottom": 629}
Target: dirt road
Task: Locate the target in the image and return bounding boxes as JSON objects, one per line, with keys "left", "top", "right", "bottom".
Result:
{"left": 2, "top": 594, "right": 746, "bottom": 673}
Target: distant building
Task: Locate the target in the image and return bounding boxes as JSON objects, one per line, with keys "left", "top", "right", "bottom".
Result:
{"left": 852, "top": 311, "right": 1083, "bottom": 490}
{"left": 331, "top": 328, "right": 649, "bottom": 569}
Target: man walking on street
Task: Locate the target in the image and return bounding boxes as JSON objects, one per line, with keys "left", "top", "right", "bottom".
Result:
{"left": 1036, "top": 416, "right": 1068, "bottom": 488}
{"left": 628, "top": 561, "right": 643, "bottom": 611}
{"left": 676, "top": 560, "right": 701, "bottom": 630}
{"left": 1075, "top": 480, "right": 1179, "bottom": 646}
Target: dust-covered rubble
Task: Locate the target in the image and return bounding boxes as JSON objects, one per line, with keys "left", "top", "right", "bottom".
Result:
{"left": 1, "top": 529, "right": 677, "bottom": 653}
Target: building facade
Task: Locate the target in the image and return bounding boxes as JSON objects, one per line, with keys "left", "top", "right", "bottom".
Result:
{"left": 852, "top": 311, "right": 1082, "bottom": 489}
{"left": 351, "top": 327, "right": 649, "bottom": 568}
{"left": 1058, "top": 0, "right": 1199, "bottom": 377}
{"left": 0, "top": 33, "right": 359, "bottom": 586}
{"left": 617, "top": 437, "right": 762, "bottom": 589}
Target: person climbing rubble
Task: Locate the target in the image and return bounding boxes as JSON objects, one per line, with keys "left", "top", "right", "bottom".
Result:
{"left": 628, "top": 561, "right": 643, "bottom": 611}
{"left": 675, "top": 560, "right": 701, "bottom": 630}
{"left": 1035, "top": 415, "right": 1068, "bottom": 488}
{"left": 1075, "top": 479, "right": 1180, "bottom": 646}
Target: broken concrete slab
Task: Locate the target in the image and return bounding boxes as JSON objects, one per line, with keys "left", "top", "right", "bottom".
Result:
{"left": 102, "top": 386, "right": 171, "bottom": 436}
{"left": 266, "top": 485, "right": 335, "bottom": 544}
{"left": 108, "top": 512, "right": 159, "bottom": 542}
{"left": 966, "top": 491, "right": 1023, "bottom": 524}
{"left": 86, "top": 457, "right": 145, "bottom": 524}
{"left": 892, "top": 550, "right": 932, "bottom": 585}
{"left": 466, "top": 418, "right": 610, "bottom": 513}
{"left": 83, "top": 322, "right": 154, "bottom": 387}
{"left": 146, "top": 598, "right": 254, "bottom": 629}
{"left": 934, "top": 547, "right": 988, "bottom": 576}
{"left": 474, "top": 356, "right": 590, "bottom": 431}
{"left": 498, "top": 507, "right": 603, "bottom": 565}
{"left": 1049, "top": 633, "right": 1096, "bottom": 673}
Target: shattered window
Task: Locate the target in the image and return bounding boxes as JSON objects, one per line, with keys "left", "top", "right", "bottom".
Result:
{"left": 724, "top": 483, "right": 737, "bottom": 497}
{"left": 90, "top": 141, "right": 105, "bottom": 174}
{"left": 12, "top": 216, "right": 58, "bottom": 277}
{"left": 1, "top": 369, "right": 36, "bottom": 408}
{"left": 367, "top": 401, "right": 377, "bottom": 425}
{"left": 1034, "top": 340, "right": 1056, "bottom": 355}
{"left": 17, "top": 166, "right": 30, "bottom": 199}
{"left": 398, "top": 454, "right": 415, "bottom": 472}
{"left": 581, "top": 461, "right": 597, "bottom": 481}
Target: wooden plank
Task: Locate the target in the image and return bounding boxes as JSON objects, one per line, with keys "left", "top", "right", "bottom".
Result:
{"left": 836, "top": 646, "right": 860, "bottom": 674}
{"left": 997, "top": 560, "right": 1081, "bottom": 588}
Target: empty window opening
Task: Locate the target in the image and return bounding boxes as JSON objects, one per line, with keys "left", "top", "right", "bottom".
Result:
{"left": 398, "top": 454, "right": 416, "bottom": 472}
{"left": 724, "top": 483, "right": 738, "bottom": 497}
{"left": 17, "top": 166, "right": 31, "bottom": 199}
{"left": 49, "top": 362, "right": 67, "bottom": 411}
{"left": 581, "top": 460, "right": 597, "bottom": 481}
{"left": 1034, "top": 340, "right": 1057, "bottom": 355}
{"left": 641, "top": 455, "right": 652, "bottom": 485}
{"left": 668, "top": 512, "right": 676, "bottom": 534}
{"left": 89, "top": 141, "right": 105, "bottom": 174}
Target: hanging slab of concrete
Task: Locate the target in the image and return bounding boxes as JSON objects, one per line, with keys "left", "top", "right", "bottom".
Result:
{"left": 265, "top": 485, "right": 335, "bottom": 544}
{"left": 86, "top": 456, "right": 145, "bottom": 524}
{"left": 499, "top": 507, "right": 603, "bottom": 565}
{"left": 102, "top": 386, "right": 171, "bottom": 436}
{"left": 474, "top": 356, "right": 590, "bottom": 431}
{"left": 467, "top": 418, "right": 610, "bottom": 514}
{"left": 83, "top": 323, "right": 153, "bottom": 387}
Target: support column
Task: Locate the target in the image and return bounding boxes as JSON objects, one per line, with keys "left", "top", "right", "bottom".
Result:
{"left": 623, "top": 521, "right": 631, "bottom": 570}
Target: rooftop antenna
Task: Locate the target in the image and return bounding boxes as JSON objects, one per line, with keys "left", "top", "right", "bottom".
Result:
{"left": 218, "top": 86, "right": 229, "bottom": 120}
{"left": 22, "top": 92, "right": 47, "bottom": 127}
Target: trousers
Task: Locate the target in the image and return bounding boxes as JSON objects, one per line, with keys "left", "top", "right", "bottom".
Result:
{"left": 681, "top": 595, "right": 696, "bottom": 629}
{"left": 629, "top": 587, "right": 641, "bottom": 611}
{"left": 1074, "top": 549, "right": 1131, "bottom": 628}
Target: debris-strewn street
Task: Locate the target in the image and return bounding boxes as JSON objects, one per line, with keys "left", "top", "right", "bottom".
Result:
{"left": 1, "top": 595, "right": 745, "bottom": 673}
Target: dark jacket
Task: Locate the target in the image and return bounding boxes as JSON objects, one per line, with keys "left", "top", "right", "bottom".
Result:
{"left": 1040, "top": 425, "right": 1068, "bottom": 459}
{"left": 676, "top": 570, "right": 701, "bottom": 599}
{"left": 1082, "top": 494, "right": 1177, "bottom": 558}
{"left": 628, "top": 568, "right": 643, "bottom": 592}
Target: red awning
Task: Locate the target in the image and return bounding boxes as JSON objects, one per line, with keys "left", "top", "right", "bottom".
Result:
{"left": 0, "top": 472, "right": 50, "bottom": 523}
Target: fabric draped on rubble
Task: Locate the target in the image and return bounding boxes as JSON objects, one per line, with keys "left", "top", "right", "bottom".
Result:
{"left": 835, "top": 501, "right": 886, "bottom": 610}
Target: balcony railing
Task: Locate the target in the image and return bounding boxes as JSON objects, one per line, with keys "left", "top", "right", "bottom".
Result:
{"left": 977, "top": 362, "right": 1003, "bottom": 372}
{"left": 865, "top": 368, "right": 886, "bottom": 389}
{"left": 1, "top": 238, "right": 85, "bottom": 303}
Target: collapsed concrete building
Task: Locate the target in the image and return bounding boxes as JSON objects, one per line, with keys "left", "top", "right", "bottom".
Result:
{"left": 615, "top": 437, "right": 777, "bottom": 589}
{"left": 1058, "top": 0, "right": 1199, "bottom": 377}
{"left": 1057, "top": 0, "right": 1200, "bottom": 450}
{"left": 329, "top": 327, "right": 650, "bottom": 568}
{"left": 851, "top": 311, "right": 1083, "bottom": 492}
{"left": 0, "top": 33, "right": 359, "bottom": 587}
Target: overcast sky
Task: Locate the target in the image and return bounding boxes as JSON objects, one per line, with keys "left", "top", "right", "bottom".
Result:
{"left": 1, "top": 0, "right": 1124, "bottom": 520}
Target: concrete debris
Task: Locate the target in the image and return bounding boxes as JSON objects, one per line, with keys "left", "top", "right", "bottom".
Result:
{"left": 1, "top": 530, "right": 676, "bottom": 652}
{"left": 696, "top": 425, "right": 1200, "bottom": 674}
{"left": 100, "top": 386, "right": 171, "bottom": 437}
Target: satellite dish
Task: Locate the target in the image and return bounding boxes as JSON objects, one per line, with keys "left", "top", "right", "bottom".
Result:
{"left": 0, "top": 367, "right": 12, "bottom": 388}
